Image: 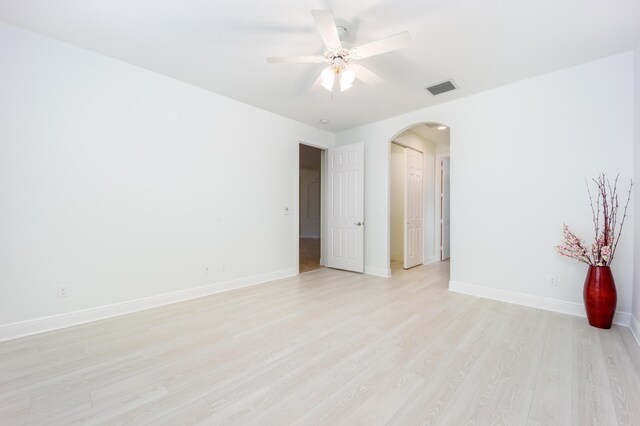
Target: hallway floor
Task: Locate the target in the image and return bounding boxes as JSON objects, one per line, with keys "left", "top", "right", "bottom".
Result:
{"left": 299, "top": 237, "right": 322, "bottom": 273}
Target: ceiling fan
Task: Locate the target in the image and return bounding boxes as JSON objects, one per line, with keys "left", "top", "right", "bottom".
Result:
{"left": 266, "top": 10, "right": 411, "bottom": 92}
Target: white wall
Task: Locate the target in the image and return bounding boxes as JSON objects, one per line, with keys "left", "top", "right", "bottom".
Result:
{"left": 633, "top": 42, "right": 640, "bottom": 340}
{"left": 390, "top": 143, "right": 405, "bottom": 262}
{"left": 435, "top": 143, "right": 450, "bottom": 155}
{"left": 0, "top": 22, "right": 333, "bottom": 331}
{"left": 335, "top": 52, "right": 635, "bottom": 321}
{"left": 299, "top": 168, "right": 321, "bottom": 238}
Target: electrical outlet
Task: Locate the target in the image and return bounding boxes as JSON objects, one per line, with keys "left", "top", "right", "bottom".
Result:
{"left": 58, "top": 286, "right": 68, "bottom": 298}
{"left": 548, "top": 276, "right": 557, "bottom": 287}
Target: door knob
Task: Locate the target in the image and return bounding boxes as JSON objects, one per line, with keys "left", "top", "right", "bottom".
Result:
{"left": 355, "top": 221, "right": 363, "bottom": 226}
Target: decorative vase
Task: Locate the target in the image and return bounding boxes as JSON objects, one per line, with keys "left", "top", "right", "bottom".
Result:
{"left": 583, "top": 266, "right": 617, "bottom": 329}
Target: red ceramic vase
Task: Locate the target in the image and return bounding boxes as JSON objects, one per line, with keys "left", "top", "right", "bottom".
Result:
{"left": 583, "top": 266, "right": 617, "bottom": 329}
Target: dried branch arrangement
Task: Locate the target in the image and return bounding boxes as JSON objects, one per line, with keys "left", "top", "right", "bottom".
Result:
{"left": 556, "top": 174, "right": 632, "bottom": 266}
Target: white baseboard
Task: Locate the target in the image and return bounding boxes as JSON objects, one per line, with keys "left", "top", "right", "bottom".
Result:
{"left": 423, "top": 256, "right": 437, "bottom": 265}
{"left": 364, "top": 265, "right": 391, "bottom": 278}
{"left": 0, "top": 268, "right": 297, "bottom": 343}
{"left": 630, "top": 315, "right": 640, "bottom": 347}
{"left": 449, "top": 280, "right": 631, "bottom": 327}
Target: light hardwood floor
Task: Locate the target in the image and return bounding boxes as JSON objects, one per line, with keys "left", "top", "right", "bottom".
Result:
{"left": 299, "top": 238, "right": 322, "bottom": 273}
{"left": 1, "top": 262, "right": 639, "bottom": 425}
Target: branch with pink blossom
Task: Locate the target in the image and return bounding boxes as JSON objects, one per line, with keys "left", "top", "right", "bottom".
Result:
{"left": 555, "top": 174, "right": 632, "bottom": 266}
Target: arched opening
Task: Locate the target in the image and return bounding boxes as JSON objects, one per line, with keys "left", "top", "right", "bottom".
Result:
{"left": 388, "top": 122, "right": 450, "bottom": 275}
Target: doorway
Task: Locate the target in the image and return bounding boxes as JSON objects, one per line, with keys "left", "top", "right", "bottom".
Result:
{"left": 389, "top": 123, "right": 450, "bottom": 273}
{"left": 299, "top": 144, "right": 324, "bottom": 273}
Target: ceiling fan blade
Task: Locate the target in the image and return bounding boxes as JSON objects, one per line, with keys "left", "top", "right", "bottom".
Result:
{"left": 311, "top": 9, "right": 342, "bottom": 49}
{"left": 310, "top": 74, "right": 323, "bottom": 91}
{"left": 351, "top": 32, "right": 411, "bottom": 59}
{"left": 267, "top": 56, "right": 325, "bottom": 64}
{"left": 350, "top": 63, "right": 385, "bottom": 86}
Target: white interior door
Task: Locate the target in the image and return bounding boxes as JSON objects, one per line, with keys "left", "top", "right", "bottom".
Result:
{"left": 441, "top": 157, "right": 450, "bottom": 260}
{"left": 326, "top": 143, "right": 364, "bottom": 273}
{"left": 404, "top": 148, "right": 423, "bottom": 269}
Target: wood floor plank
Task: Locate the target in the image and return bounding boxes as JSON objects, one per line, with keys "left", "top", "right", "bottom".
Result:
{"left": 483, "top": 310, "right": 550, "bottom": 426}
{"left": 419, "top": 308, "right": 532, "bottom": 425}
{"left": 0, "top": 397, "right": 30, "bottom": 425}
{"left": 573, "top": 319, "right": 619, "bottom": 426}
{"left": 619, "top": 327, "right": 640, "bottom": 376}
{"left": 386, "top": 348, "right": 481, "bottom": 425}
{"left": 339, "top": 369, "right": 424, "bottom": 425}
{"left": 0, "top": 262, "right": 637, "bottom": 425}
{"left": 598, "top": 326, "right": 640, "bottom": 425}
{"left": 527, "top": 312, "right": 573, "bottom": 426}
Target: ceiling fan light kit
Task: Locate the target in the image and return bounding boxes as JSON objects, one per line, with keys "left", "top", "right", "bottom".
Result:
{"left": 320, "top": 55, "right": 356, "bottom": 92}
{"left": 266, "top": 9, "right": 411, "bottom": 93}
{"left": 340, "top": 68, "right": 355, "bottom": 91}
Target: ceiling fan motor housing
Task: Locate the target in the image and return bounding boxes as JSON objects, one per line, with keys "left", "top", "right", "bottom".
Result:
{"left": 326, "top": 48, "right": 351, "bottom": 64}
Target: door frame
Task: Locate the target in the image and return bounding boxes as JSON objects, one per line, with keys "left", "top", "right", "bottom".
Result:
{"left": 435, "top": 153, "right": 450, "bottom": 261}
{"left": 297, "top": 141, "right": 329, "bottom": 274}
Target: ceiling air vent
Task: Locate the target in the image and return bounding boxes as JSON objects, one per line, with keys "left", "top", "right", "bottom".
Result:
{"left": 425, "top": 80, "right": 457, "bottom": 95}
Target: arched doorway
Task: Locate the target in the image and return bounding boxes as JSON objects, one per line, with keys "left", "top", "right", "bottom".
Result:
{"left": 388, "top": 122, "right": 450, "bottom": 274}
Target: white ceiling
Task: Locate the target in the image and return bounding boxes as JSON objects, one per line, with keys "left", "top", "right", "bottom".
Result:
{"left": 409, "top": 124, "right": 450, "bottom": 146}
{"left": 1, "top": 0, "right": 639, "bottom": 132}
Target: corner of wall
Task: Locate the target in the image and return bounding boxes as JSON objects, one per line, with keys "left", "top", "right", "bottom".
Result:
{"left": 449, "top": 280, "right": 631, "bottom": 327}
{"left": 630, "top": 314, "right": 640, "bottom": 347}
{"left": 0, "top": 268, "right": 297, "bottom": 342}
{"left": 632, "top": 41, "right": 640, "bottom": 346}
